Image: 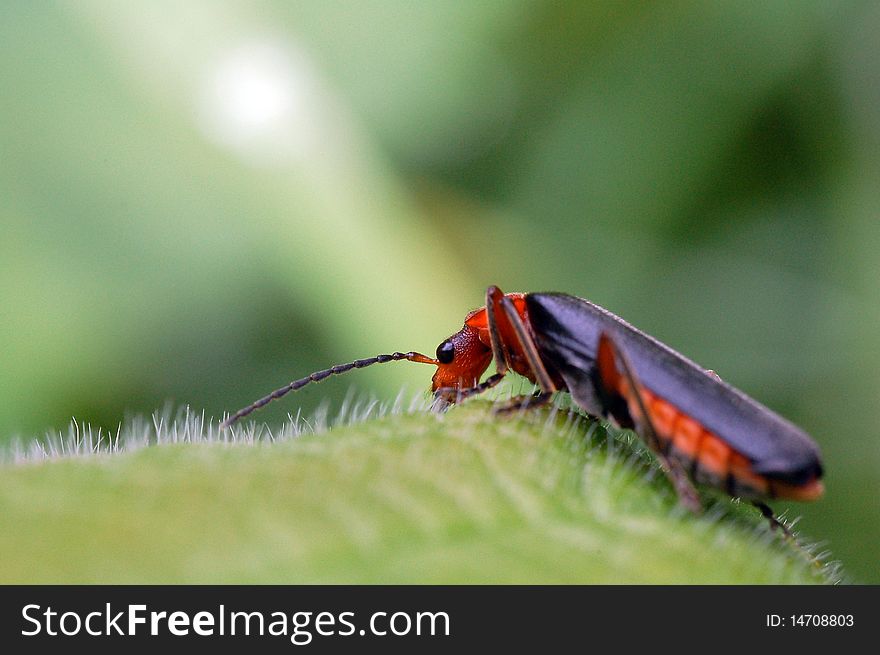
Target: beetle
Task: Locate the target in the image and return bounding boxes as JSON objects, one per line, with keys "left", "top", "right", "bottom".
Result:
{"left": 222, "top": 285, "right": 824, "bottom": 521}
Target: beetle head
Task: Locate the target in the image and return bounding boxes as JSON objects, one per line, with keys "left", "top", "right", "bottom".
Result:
{"left": 430, "top": 323, "right": 493, "bottom": 392}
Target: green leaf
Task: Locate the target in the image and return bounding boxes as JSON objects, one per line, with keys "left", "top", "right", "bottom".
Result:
{"left": 0, "top": 403, "right": 837, "bottom": 584}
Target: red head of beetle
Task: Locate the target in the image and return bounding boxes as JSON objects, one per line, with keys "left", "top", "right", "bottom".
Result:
{"left": 430, "top": 309, "right": 493, "bottom": 391}
{"left": 430, "top": 294, "right": 534, "bottom": 392}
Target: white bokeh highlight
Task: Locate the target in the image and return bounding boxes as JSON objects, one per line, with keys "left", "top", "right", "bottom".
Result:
{"left": 197, "top": 39, "right": 326, "bottom": 168}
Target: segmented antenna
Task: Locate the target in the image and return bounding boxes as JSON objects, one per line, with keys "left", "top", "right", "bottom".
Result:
{"left": 220, "top": 351, "right": 437, "bottom": 429}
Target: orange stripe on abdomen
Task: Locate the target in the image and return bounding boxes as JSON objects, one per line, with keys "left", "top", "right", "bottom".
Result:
{"left": 624, "top": 387, "right": 771, "bottom": 498}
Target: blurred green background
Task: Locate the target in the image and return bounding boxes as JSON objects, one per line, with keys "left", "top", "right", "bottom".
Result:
{"left": 1, "top": 1, "right": 877, "bottom": 581}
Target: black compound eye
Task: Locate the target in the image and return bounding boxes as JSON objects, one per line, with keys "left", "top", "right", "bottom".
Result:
{"left": 436, "top": 340, "right": 455, "bottom": 364}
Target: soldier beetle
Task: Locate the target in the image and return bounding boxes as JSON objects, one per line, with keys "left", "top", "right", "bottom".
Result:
{"left": 222, "top": 286, "right": 824, "bottom": 529}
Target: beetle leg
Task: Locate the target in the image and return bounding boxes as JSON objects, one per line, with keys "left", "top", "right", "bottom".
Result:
{"left": 494, "top": 390, "right": 555, "bottom": 414}
{"left": 499, "top": 296, "right": 557, "bottom": 394}
{"left": 486, "top": 295, "right": 560, "bottom": 413}
{"left": 485, "top": 286, "right": 510, "bottom": 376}
{"left": 754, "top": 501, "right": 794, "bottom": 538}
{"left": 434, "top": 372, "right": 506, "bottom": 405}
{"left": 754, "top": 502, "right": 824, "bottom": 569}
{"left": 596, "top": 333, "right": 702, "bottom": 513}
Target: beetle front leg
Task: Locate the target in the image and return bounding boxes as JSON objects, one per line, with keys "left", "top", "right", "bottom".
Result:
{"left": 488, "top": 292, "right": 559, "bottom": 414}
{"left": 434, "top": 372, "right": 506, "bottom": 405}
{"left": 485, "top": 286, "right": 511, "bottom": 377}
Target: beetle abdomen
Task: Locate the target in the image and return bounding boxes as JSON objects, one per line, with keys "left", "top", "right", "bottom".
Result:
{"left": 633, "top": 386, "right": 823, "bottom": 501}
{"left": 525, "top": 292, "right": 824, "bottom": 500}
